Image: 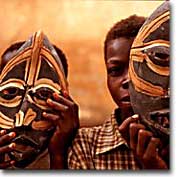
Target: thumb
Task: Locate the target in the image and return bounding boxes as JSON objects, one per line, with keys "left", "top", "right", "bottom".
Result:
{"left": 119, "top": 114, "right": 139, "bottom": 133}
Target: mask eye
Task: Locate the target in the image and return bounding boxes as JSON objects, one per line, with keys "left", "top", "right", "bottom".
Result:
{"left": 35, "top": 88, "right": 54, "bottom": 101}
{"left": 1, "top": 87, "right": 20, "bottom": 100}
{"left": 155, "top": 52, "right": 169, "bottom": 60}
{"left": 144, "top": 46, "right": 169, "bottom": 67}
{"left": 148, "top": 51, "right": 169, "bottom": 67}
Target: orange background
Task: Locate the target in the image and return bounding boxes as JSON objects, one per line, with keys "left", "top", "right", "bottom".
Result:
{"left": 0, "top": 0, "right": 164, "bottom": 127}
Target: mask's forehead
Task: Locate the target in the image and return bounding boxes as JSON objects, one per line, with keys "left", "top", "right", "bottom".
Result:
{"left": 0, "top": 31, "right": 68, "bottom": 94}
{"left": 142, "top": 2, "right": 169, "bottom": 43}
{"left": 132, "top": 2, "right": 169, "bottom": 48}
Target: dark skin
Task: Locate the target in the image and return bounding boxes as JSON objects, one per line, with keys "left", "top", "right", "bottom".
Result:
{"left": 0, "top": 130, "right": 16, "bottom": 168}
{"left": 43, "top": 92, "right": 79, "bottom": 169}
{"left": 0, "top": 50, "right": 79, "bottom": 169}
{"left": 105, "top": 37, "right": 168, "bottom": 169}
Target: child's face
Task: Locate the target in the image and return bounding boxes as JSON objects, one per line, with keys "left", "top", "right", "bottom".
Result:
{"left": 105, "top": 37, "right": 134, "bottom": 109}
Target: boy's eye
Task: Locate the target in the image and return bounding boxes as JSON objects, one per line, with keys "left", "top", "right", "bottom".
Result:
{"left": 107, "top": 66, "right": 123, "bottom": 76}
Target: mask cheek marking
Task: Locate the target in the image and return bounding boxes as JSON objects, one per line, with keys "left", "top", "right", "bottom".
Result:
{"left": 0, "top": 112, "right": 14, "bottom": 129}
{"left": 23, "top": 108, "right": 37, "bottom": 126}
{"left": 0, "top": 96, "right": 22, "bottom": 108}
{"left": 31, "top": 120, "right": 53, "bottom": 131}
{"left": 15, "top": 110, "right": 24, "bottom": 127}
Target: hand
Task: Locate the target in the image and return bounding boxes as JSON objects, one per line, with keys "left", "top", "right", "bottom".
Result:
{"left": 0, "top": 130, "right": 16, "bottom": 169}
{"left": 43, "top": 92, "right": 79, "bottom": 168}
{"left": 118, "top": 114, "right": 139, "bottom": 143}
{"left": 129, "top": 121, "right": 168, "bottom": 169}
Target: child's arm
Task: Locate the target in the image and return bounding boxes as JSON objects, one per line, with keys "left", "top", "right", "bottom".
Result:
{"left": 43, "top": 93, "right": 79, "bottom": 169}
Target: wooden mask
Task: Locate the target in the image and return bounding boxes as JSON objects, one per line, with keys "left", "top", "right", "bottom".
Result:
{"left": 129, "top": 2, "right": 170, "bottom": 141}
{"left": 0, "top": 31, "right": 68, "bottom": 168}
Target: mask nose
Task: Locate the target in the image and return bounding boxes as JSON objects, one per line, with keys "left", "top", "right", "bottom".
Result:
{"left": 14, "top": 98, "right": 37, "bottom": 127}
{"left": 15, "top": 109, "right": 37, "bottom": 128}
{"left": 14, "top": 98, "right": 28, "bottom": 127}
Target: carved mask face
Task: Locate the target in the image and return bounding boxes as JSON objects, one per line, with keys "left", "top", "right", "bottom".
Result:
{"left": 129, "top": 2, "right": 170, "bottom": 142}
{"left": 0, "top": 31, "right": 68, "bottom": 168}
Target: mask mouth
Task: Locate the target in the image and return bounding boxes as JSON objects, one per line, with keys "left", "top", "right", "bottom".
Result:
{"left": 10, "top": 146, "right": 37, "bottom": 162}
{"left": 9, "top": 149, "right": 38, "bottom": 168}
{"left": 141, "top": 108, "right": 169, "bottom": 138}
{"left": 150, "top": 108, "right": 169, "bottom": 129}
{"left": 8, "top": 126, "right": 54, "bottom": 168}
{"left": 9, "top": 135, "right": 41, "bottom": 168}
{"left": 12, "top": 135, "right": 39, "bottom": 149}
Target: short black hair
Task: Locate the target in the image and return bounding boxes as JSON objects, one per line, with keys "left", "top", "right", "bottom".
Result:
{"left": 1, "top": 41, "right": 68, "bottom": 77}
{"left": 104, "top": 15, "right": 146, "bottom": 60}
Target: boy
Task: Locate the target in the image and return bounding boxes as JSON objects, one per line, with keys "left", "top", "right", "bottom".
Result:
{"left": 66, "top": 12, "right": 169, "bottom": 169}
{"left": 67, "top": 15, "right": 146, "bottom": 169}
{"left": 68, "top": 13, "right": 168, "bottom": 169}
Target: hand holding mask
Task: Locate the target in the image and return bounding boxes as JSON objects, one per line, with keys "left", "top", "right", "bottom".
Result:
{"left": 129, "top": 2, "right": 170, "bottom": 168}
{"left": 0, "top": 31, "right": 68, "bottom": 168}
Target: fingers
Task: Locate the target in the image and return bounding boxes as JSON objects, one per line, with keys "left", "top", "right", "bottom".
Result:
{"left": 0, "top": 143, "right": 16, "bottom": 154}
{"left": 0, "top": 130, "right": 6, "bottom": 136}
{"left": 143, "top": 137, "right": 161, "bottom": 160}
{"left": 128, "top": 119, "right": 168, "bottom": 169}
{"left": 119, "top": 114, "right": 139, "bottom": 133}
{"left": 53, "top": 93, "right": 77, "bottom": 108}
{"left": 0, "top": 160, "right": 15, "bottom": 169}
{"left": 0, "top": 142, "right": 16, "bottom": 169}
{"left": 141, "top": 137, "right": 168, "bottom": 169}
{"left": 0, "top": 131, "right": 16, "bottom": 146}
{"left": 129, "top": 123, "right": 145, "bottom": 151}
{"left": 62, "top": 90, "right": 69, "bottom": 98}
{"left": 0, "top": 130, "right": 16, "bottom": 168}
{"left": 47, "top": 99, "right": 69, "bottom": 112}
{"left": 43, "top": 112, "right": 61, "bottom": 123}
{"left": 45, "top": 92, "right": 78, "bottom": 118}
{"left": 136, "top": 130, "right": 153, "bottom": 157}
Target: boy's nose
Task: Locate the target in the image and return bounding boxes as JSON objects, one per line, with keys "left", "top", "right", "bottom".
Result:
{"left": 122, "top": 78, "right": 129, "bottom": 89}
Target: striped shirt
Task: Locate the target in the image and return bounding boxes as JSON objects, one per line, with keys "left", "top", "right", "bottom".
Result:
{"left": 68, "top": 112, "right": 140, "bottom": 170}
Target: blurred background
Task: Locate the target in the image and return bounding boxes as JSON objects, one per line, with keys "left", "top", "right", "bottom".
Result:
{"left": 0, "top": 0, "right": 164, "bottom": 127}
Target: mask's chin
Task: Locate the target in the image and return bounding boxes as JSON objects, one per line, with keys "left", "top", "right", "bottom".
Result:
{"left": 9, "top": 146, "right": 40, "bottom": 168}
{"left": 8, "top": 135, "right": 49, "bottom": 168}
{"left": 141, "top": 108, "right": 169, "bottom": 141}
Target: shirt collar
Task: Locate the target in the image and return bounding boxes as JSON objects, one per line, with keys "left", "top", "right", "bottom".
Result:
{"left": 95, "top": 111, "right": 128, "bottom": 155}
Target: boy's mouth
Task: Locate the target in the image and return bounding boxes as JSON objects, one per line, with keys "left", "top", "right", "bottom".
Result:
{"left": 121, "top": 96, "right": 130, "bottom": 102}
{"left": 119, "top": 96, "right": 131, "bottom": 108}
